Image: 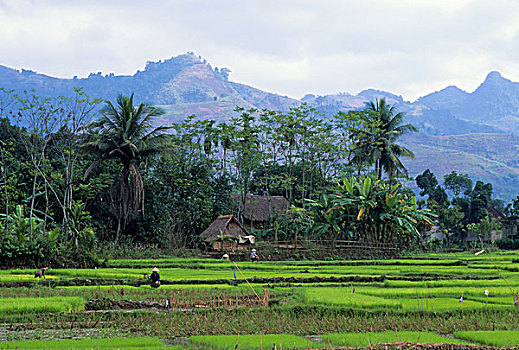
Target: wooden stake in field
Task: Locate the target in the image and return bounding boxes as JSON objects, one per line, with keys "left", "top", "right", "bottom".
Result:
{"left": 232, "top": 261, "right": 261, "bottom": 302}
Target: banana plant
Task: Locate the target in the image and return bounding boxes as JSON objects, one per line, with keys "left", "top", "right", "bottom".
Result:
{"left": 307, "top": 175, "right": 436, "bottom": 249}
{"left": 0, "top": 205, "right": 43, "bottom": 242}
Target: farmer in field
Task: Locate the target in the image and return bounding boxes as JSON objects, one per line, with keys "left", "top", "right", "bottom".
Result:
{"left": 34, "top": 267, "right": 49, "bottom": 279}
{"left": 148, "top": 267, "right": 161, "bottom": 288}
{"left": 250, "top": 249, "right": 259, "bottom": 263}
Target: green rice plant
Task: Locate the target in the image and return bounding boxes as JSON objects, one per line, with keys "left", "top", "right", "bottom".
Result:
{"left": 107, "top": 257, "right": 218, "bottom": 267}
{"left": 0, "top": 286, "right": 59, "bottom": 298}
{"left": 189, "top": 334, "right": 321, "bottom": 349}
{"left": 454, "top": 330, "right": 519, "bottom": 346}
{"left": 0, "top": 296, "right": 85, "bottom": 314}
{"left": 51, "top": 268, "right": 143, "bottom": 279}
{"left": 355, "top": 285, "right": 516, "bottom": 299}
{"left": 398, "top": 297, "right": 510, "bottom": 311}
{"left": 384, "top": 278, "right": 519, "bottom": 289}
{"left": 322, "top": 331, "right": 468, "bottom": 346}
{"left": 0, "top": 336, "right": 168, "bottom": 349}
{"left": 0, "top": 274, "right": 58, "bottom": 282}
{"left": 469, "top": 296, "right": 517, "bottom": 306}
{"left": 52, "top": 284, "right": 275, "bottom": 304}
{"left": 302, "top": 287, "right": 401, "bottom": 309}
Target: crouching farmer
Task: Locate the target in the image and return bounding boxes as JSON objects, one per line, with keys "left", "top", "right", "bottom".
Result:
{"left": 148, "top": 267, "right": 161, "bottom": 288}
{"left": 250, "top": 249, "right": 259, "bottom": 263}
{"left": 34, "top": 267, "right": 49, "bottom": 279}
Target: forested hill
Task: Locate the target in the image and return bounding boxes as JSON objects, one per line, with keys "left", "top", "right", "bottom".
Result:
{"left": 0, "top": 52, "right": 298, "bottom": 123}
{"left": 2, "top": 53, "right": 519, "bottom": 200}
{"left": 2, "top": 53, "right": 519, "bottom": 134}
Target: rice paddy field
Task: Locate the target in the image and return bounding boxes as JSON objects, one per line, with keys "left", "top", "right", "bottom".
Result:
{"left": 1, "top": 251, "right": 519, "bottom": 349}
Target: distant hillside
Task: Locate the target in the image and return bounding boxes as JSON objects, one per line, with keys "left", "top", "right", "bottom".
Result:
{"left": 0, "top": 53, "right": 298, "bottom": 123}
{"left": 2, "top": 54, "right": 519, "bottom": 200}
{"left": 401, "top": 133, "right": 519, "bottom": 201}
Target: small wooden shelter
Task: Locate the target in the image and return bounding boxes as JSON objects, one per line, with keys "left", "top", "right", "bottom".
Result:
{"left": 199, "top": 215, "right": 255, "bottom": 251}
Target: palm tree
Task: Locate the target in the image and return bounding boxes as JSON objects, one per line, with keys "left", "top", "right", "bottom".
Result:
{"left": 83, "top": 93, "right": 170, "bottom": 245}
{"left": 365, "top": 98, "right": 417, "bottom": 180}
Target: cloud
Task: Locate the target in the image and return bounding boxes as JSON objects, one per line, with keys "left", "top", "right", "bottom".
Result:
{"left": 0, "top": 0, "right": 519, "bottom": 100}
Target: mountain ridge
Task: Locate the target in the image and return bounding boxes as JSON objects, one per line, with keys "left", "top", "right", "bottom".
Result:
{"left": 1, "top": 53, "right": 519, "bottom": 200}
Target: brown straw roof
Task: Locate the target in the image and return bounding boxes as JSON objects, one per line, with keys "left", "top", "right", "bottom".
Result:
{"left": 231, "top": 195, "right": 290, "bottom": 222}
{"left": 199, "top": 215, "right": 250, "bottom": 242}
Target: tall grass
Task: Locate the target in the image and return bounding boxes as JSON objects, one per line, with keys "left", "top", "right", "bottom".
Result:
{"left": 454, "top": 330, "right": 519, "bottom": 346}
{"left": 189, "top": 334, "right": 321, "bottom": 349}
{"left": 302, "top": 287, "right": 401, "bottom": 309}
{"left": 323, "top": 331, "right": 468, "bottom": 346}
{"left": 355, "top": 285, "right": 516, "bottom": 298}
{"left": 0, "top": 296, "right": 85, "bottom": 314}
{"left": 1, "top": 336, "right": 168, "bottom": 349}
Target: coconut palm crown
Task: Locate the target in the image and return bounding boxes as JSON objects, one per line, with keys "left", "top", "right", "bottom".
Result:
{"left": 365, "top": 98, "right": 417, "bottom": 179}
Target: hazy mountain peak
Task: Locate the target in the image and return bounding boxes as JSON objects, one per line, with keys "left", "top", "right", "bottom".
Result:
{"left": 358, "top": 89, "right": 404, "bottom": 104}
{"left": 416, "top": 85, "right": 469, "bottom": 110}
{"left": 478, "top": 71, "right": 513, "bottom": 89}
{"left": 484, "top": 70, "right": 504, "bottom": 82}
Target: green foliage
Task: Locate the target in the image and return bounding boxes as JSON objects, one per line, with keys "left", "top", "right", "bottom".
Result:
{"left": 189, "top": 334, "right": 321, "bottom": 349}
{"left": 65, "top": 201, "right": 98, "bottom": 265}
{"left": 467, "top": 215, "right": 502, "bottom": 243}
{"left": 144, "top": 150, "right": 233, "bottom": 249}
{"left": 0, "top": 234, "right": 57, "bottom": 267}
{"left": 264, "top": 206, "right": 314, "bottom": 241}
{"left": 444, "top": 171, "right": 473, "bottom": 197}
{"left": 0, "top": 296, "right": 84, "bottom": 314}
{"left": 3, "top": 87, "right": 518, "bottom": 258}
{"left": 303, "top": 287, "right": 402, "bottom": 309}
{"left": 323, "top": 331, "right": 467, "bottom": 346}
{"left": 454, "top": 330, "right": 519, "bottom": 346}
{"left": 83, "top": 93, "right": 170, "bottom": 245}
{"left": 416, "top": 169, "right": 448, "bottom": 207}
{"left": 336, "top": 98, "right": 417, "bottom": 180}
{"left": 0, "top": 204, "right": 58, "bottom": 266}
{"left": 0, "top": 204, "right": 43, "bottom": 241}
{"left": 307, "top": 175, "right": 435, "bottom": 249}
{"left": 3, "top": 337, "right": 167, "bottom": 349}
{"left": 495, "top": 238, "right": 519, "bottom": 250}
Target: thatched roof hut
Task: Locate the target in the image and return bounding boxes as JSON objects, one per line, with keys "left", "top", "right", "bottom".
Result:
{"left": 231, "top": 195, "right": 290, "bottom": 224}
{"left": 199, "top": 215, "right": 255, "bottom": 251}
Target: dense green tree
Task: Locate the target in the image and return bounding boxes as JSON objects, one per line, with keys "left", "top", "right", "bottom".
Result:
{"left": 141, "top": 133, "right": 233, "bottom": 248}
{"left": 467, "top": 215, "right": 502, "bottom": 243}
{"left": 416, "top": 169, "right": 438, "bottom": 197}
{"left": 416, "top": 169, "right": 448, "bottom": 206}
{"left": 444, "top": 171, "right": 473, "bottom": 197}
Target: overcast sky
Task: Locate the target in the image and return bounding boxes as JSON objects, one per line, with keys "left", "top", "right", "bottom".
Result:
{"left": 1, "top": 0, "right": 518, "bottom": 101}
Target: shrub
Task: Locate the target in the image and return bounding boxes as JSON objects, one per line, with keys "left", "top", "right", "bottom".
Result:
{"left": 495, "top": 238, "right": 519, "bottom": 250}
{"left": 0, "top": 234, "right": 58, "bottom": 267}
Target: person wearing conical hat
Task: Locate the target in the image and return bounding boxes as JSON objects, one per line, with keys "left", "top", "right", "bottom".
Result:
{"left": 148, "top": 267, "right": 161, "bottom": 288}
{"left": 250, "top": 249, "right": 259, "bottom": 263}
